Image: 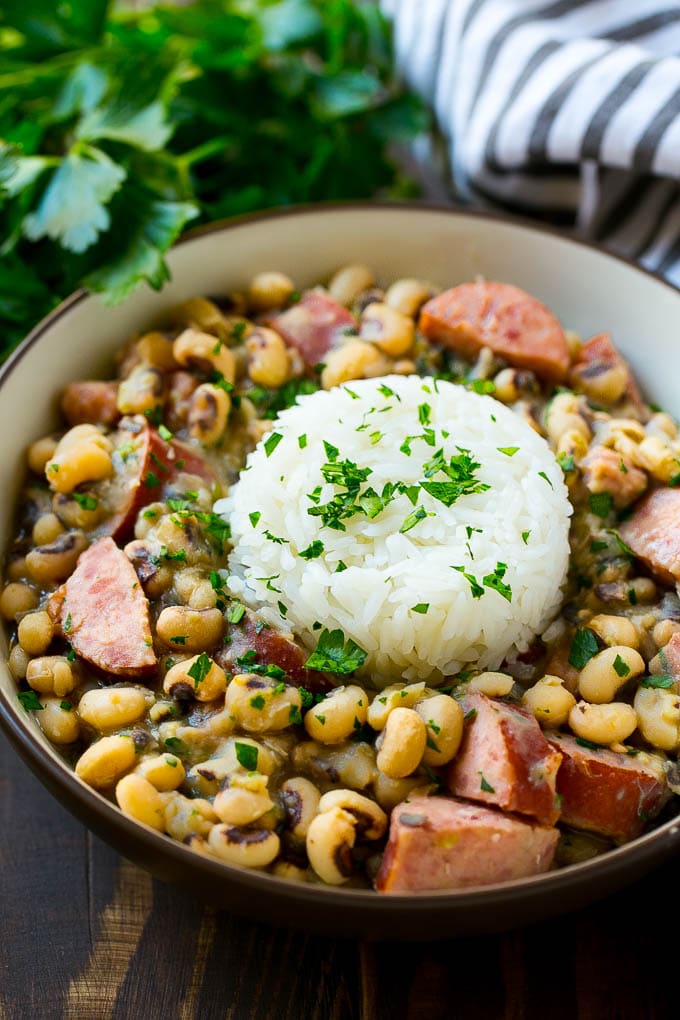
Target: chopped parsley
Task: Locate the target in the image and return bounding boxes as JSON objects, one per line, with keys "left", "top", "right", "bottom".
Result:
{"left": 420, "top": 447, "right": 490, "bottom": 508}
{"left": 249, "top": 511, "right": 261, "bottom": 527}
{"left": 234, "top": 742, "right": 258, "bottom": 771}
{"left": 589, "top": 491, "right": 613, "bottom": 519}
{"left": 299, "top": 540, "right": 324, "bottom": 560}
{"left": 188, "top": 652, "right": 212, "bottom": 690}
{"left": 400, "top": 505, "right": 428, "bottom": 534}
{"left": 304, "top": 628, "right": 368, "bottom": 675}
{"left": 60, "top": 700, "right": 73, "bottom": 712}
{"left": 452, "top": 565, "right": 484, "bottom": 599}
{"left": 411, "top": 603, "right": 429, "bottom": 614}
{"left": 568, "top": 628, "right": 599, "bottom": 670}
{"left": 640, "top": 674, "right": 674, "bottom": 689}
{"left": 538, "top": 470, "right": 553, "bottom": 488}
{"left": 72, "top": 492, "right": 98, "bottom": 511}
{"left": 158, "top": 424, "right": 173, "bottom": 441}
{"left": 479, "top": 773, "right": 495, "bottom": 793}
{"left": 249, "top": 694, "right": 266, "bottom": 710}
{"left": 482, "top": 562, "right": 512, "bottom": 602}
{"left": 418, "top": 403, "right": 431, "bottom": 425}
{"left": 335, "top": 561, "right": 348, "bottom": 573}
{"left": 289, "top": 704, "right": 303, "bottom": 726}
{"left": 169, "top": 635, "right": 187, "bottom": 645}
{"left": 63, "top": 613, "right": 72, "bottom": 633}
{"left": 164, "top": 736, "right": 188, "bottom": 756}
{"left": 612, "top": 654, "right": 631, "bottom": 678}
{"left": 18, "top": 690, "right": 43, "bottom": 712}
{"left": 264, "top": 530, "right": 287, "bottom": 545}
{"left": 144, "top": 471, "right": 160, "bottom": 488}
{"left": 497, "top": 446, "right": 518, "bottom": 457}
{"left": 298, "top": 434, "right": 307, "bottom": 449}
{"left": 521, "top": 530, "right": 530, "bottom": 545}
{"left": 264, "top": 432, "right": 283, "bottom": 458}
{"left": 557, "top": 452, "right": 575, "bottom": 472}
{"left": 575, "top": 737, "right": 605, "bottom": 751}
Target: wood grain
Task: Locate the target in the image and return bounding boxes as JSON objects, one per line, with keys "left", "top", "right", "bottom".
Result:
{"left": 1, "top": 730, "right": 677, "bottom": 1020}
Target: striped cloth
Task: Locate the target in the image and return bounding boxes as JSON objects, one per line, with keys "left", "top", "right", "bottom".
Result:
{"left": 381, "top": 0, "right": 680, "bottom": 285}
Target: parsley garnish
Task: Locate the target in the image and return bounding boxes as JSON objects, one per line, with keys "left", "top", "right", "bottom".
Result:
{"left": 498, "top": 446, "right": 518, "bottom": 457}
{"left": 18, "top": 690, "right": 43, "bottom": 712}
{"left": 589, "top": 491, "right": 613, "bottom": 519}
{"left": 188, "top": 652, "right": 212, "bottom": 689}
{"left": 411, "top": 603, "right": 429, "bottom": 614}
{"left": 298, "top": 434, "right": 307, "bottom": 449}
{"left": 158, "top": 424, "right": 173, "bottom": 441}
{"left": 305, "top": 628, "right": 367, "bottom": 675}
{"left": 299, "top": 540, "right": 324, "bottom": 560}
{"left": 521, "top": 530, "right": 530, "bottom": 544}
{"left": 557, "top": 452, "right": 575, "bottom": 472}
{"left": 250, "top": 694, "right": 266, "bottom": 710}
{"left": 249, "top": 511, "right": 261, "bottom": 527}
{"left": 640, "top": 674, "right": 674, "bottom": 689}
{"left": 400, "top": 505, "right": 428, "bottom": 534}
{"left": 226, "top": 603, "right": 246, "bottom": 624}
{"left": 145, "top": 471, "right": 160, "bottom": 488}
{"left": 335, "top": 561, "right": 348, "bottom": 573}
{"left": 482, "top": 562, "right": 512, "bottom": 602}
{"left": 612, "top": 654, "right": 630, "bottom": 678}
{"left": 234, "top": 742, "right": 258, "bottom": 771}
{"left": 452, "top": 565, "right": 484, "bottom": 599}
{"left": 480, "top": 773, "right": 495, "bottom": 793}
{"left": 568, "top": 629, "right": 599, "bottom": 670}
{"left": 72, "top": 492, "right": 98, "bottom": 511}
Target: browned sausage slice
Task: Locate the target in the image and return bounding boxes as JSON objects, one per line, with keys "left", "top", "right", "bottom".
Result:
{"left": 216, "top": 610, "right": 333, "bottom": 694}
{"left": 548, "top": 732, "right": 670, "bottom": 842}
{"left": 447, "top": 693, "right": 562, "bottom": 825}
{"left": 95, "top": 418, "right": 217, "bottom": 542}
{"left": 268, "top": 291, "right": 356, "bottom": 367}
{"left": 61, "top": 381, "right": 120, "bottom": 427}
{"left": 376, "top": 796, "right": 559, "bottom": 893}
{"left": 418, "top": 281, "right": 569, "bottom": 383}
{"left": 58, "top": 537, "right": 157, "bottom": 677}
{"left": 619, "top": 488, "right": 680, "bottom": 585}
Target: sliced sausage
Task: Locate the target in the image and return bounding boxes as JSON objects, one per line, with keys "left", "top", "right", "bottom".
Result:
{"left": 267, "top": 291, "right": 356, "bottom": 367}
{"left": 548, "top": 732, "right": 670, "bottom": 842}
{"left": 446, "top": 693, "right": 563, "bottom": 825}
{"left": 582, "top": 445, "right": 647, "bottom": 510}
{"left": 418, "top": 281, "right": 569, "bottom": 383}
{"left": 216, "top": 610, "right": 333, "bottom": 693}
{"left": 619, "top": 487, "right": 680, "bottom": 585}
{"left": 61, "top": 381, "right": 121, "bottom": 427}
{"left": 94, "top": 418, "right": 216, "bottom": 541}
{"left": 56, "top": 537, "right": 157, "bottom": 677}
{"left": 376, "top": 796, "right": 559, "bottom": 893}
{"left": 570, "top": 332, "right": 643, "bottom": 410}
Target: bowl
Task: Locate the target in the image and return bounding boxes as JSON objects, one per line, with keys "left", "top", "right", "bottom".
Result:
{"left": 2, "top": 203, "right": 680, "bottom": 939}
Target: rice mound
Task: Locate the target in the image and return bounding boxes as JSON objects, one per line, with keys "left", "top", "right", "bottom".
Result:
{"left": 218, "top": 375, "right": 572, "bottom": 686}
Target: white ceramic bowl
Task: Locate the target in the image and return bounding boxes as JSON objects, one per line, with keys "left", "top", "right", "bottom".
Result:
{"left": 2, "top": 204, "right": 679, "bottom": 938}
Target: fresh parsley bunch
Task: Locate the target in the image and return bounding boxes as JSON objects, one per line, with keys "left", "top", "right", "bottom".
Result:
{"left": 0, "top": 0, "right": 425, "bottom": 359}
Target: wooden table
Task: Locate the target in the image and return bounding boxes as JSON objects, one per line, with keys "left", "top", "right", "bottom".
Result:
{"left": 1, "top": 731, "right": 676, "bottom": 1020}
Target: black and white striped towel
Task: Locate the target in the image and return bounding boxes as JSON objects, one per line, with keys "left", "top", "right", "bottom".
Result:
{"left": 381, "top": 0, "right": 680, "bottom": 285}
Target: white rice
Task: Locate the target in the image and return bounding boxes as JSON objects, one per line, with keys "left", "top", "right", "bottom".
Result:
{"left": 216, "top": 375, "right": 572, "bottom": 686}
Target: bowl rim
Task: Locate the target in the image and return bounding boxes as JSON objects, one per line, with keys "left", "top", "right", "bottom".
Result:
{"left": 2, "top": 199, "right": 680, "bottom": 915}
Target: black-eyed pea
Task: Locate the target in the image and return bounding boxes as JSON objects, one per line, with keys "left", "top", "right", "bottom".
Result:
{"left": 545, "top": 393, "right": 591, "bottom": 446}
{"left": 360, "top": 302, "right": 414, "bottom": 357}
{"left": 17, "top": 610, "right": 54, "bottom": 656}
{"left": 556, "top": 428, "right": 589, "bottom": 467}
{"left": 6, "top": 555, "right": 28, "bottom": 581}
{"left": 280, "top": 777, "right": 321, "bottom": 840}
{"left": 214, "top": 773, "right": 273, "bottom": 826}
{"left": 372, "top": 772, "right": 424, "bottom": 811}
{"left": 52, "top": 492, "right": 102, "bottom": 531}
{"left": 225, "top": 673, "right": 303, "bottom": 732}
{"left": 136, "top": 753, "right": 185, "bottom": 791}
{"left": 78, "top": 687, "right": 148, "bottom": 732}
{"left": 115, "top": 774, "right": 166, "bottom": 831}
{"left": 32, "top": 513, "right": 64, "bottom": 547}
{"left": 208, "top": 824, "right": 280, "bottom": 868}
{"left": 303, "top": 684, "right": 367, "bottom": 744}
{"left": 376, "top": 707, "right": 427, "bottom": 779}
{"left": 634, "top": 436, "right": 677, "bottom": 483}
{"left": 306, "top": 806, "right": 356, "bottom": 884}
{"left": 320, "top": 339, "right": 386, "bottom": 389}
{"left": 647, "top": 412, "right": 677, "bottom": 440}
{"left": 317, "top": 789, "right": 387, "bottom": 840}
{"left": 367, "top": 682, "right": 426, "bottom": 731}
{"left": 414, "top": 694, "right": 464, "bottom": 766}
{"left": 634, "top": 686, "right": 680, "bottom": 751}
{"left": 627, "top": 577, "right": 657, "bottom": 604}
{"left": 188, "top": 383, "right": 231, "bottom": 447}
{"left": 171, "top": 296, "right": 239, "bottom": 341}
{"left": 577, "top": 362, "right": 628, "bottom": 405}
{"left": 156, "top": 605, "right": 223, "bottom": 651}
{"left": 568, "top": 700, "right": 637, "bottom": 745}
{"left": 248, "top": 271, "right": 295, "bottom": 312}
{"left": 383, "top": 278, "right": 433, "bottom": 317}
{"left": 8, "top": 645, "right": 30, "bottom": 680}
{"left": 328, "top": 264, "right": 375, "bottom": 307}
{"left": 117, "top": 364, "right": 165, "bottom": 416}
{"left": 37, "top": 697, "right": 80, "bottom": 744}
{"left": 246, "top": 327, "right": 290, "bottom": 388}
{"left": 392, "top": 358, "right": 417, "bottom": 375}
{"left": 291, "top": 739, "right": 377, "bottom": 790}
{"left": 134, "top": 332, "right": 177, "bottom": 371}
{"left": 221, "top": 736, "right": 280, "bottom": 777}
{"left": 184, "top": 834, "right": 213, "bottom": 857}
{"left": 578, "top": 646, "right": 645, "bottom": 704}
{"left": 521, "top": 675, "right": 576, "bottom": 727}
{"left": 25, "top": 531, "right": 88, "bottom": 585}
{"left": 464, "top": 672, "right": 514, "bottom": 697}
{"left": 164, "top": 793, "right": 218, "bottom": 840}
{"left": 493, "top": 368, "right": 521, "bottom": 404}
{"left": 174, "top": 567, "right": 211, "bottom": 606}
{"left": 163, "top": 654, "right": 226, "bottom": 703}
{"left": 173, "top": 327, "right": 236, "bottom": 383}
{"left": 26, "top": 655, "right": 76, "bottom": 697}
{"left": 271, "top": 861, "right": 309, "bottom": 882}
{"left": 46, "top": 425, "right": 113, "bottom": 493}
{"left": 652, "top": 619, "right": 680, "bottom": 649}
{"left": 588, "top": 614, "right": 640, "bottom": 650}
{"left": 0, "top": 581, "right": 39, "bottom": 620}
{"left": 27, "top": 435, "right": 58, "bottom": 475}
{"left": 76, "top": 734, "right": 137, "bottom": 788}
{"left": 134, "top": 502, "right": 166, "bottom": 540}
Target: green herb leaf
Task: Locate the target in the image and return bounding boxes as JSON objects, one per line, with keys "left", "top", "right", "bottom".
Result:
{"left": 18, "top": 690, "right": 43, "bottom": 712}
{"left": 299, "top": 540, "right": 324, "bottom": 560}
{"left": 568, "top": 629, "right": 599, "bottom": 670}
{"left": 612, "top": 654, "right": 631, "bottom": 678}
{"left": 589, "top": 491, "right": 613, "bottom": 519}
{"left": 640, "top": 674, "right": 674, "bottom": 689}
{"left": 234, "top": 742, "right": 258, "bottom": 771}
{"left": 304, "top": 628, "right": 367, "bottom": 675}
{"left": 411, "top": 603, "right": 429, "bottom": 614}
{"left": 480, "top": 773, "right": 495, "bottom": 793}
{"left": 227, "top": 603, "right": 246, "bottom": 625}
{"left": 264, "top": 432, "right": 283, "bottom": 458}
{"left": 187, "top": 651, "right": 212, "bottom": 689}
{"left": 72, "top": 492, "right": 98, "bottom": 511}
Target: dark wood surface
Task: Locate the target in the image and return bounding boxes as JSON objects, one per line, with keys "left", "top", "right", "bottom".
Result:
{"left": 1, "top": 731, "right": 676, "bottom": 1020}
